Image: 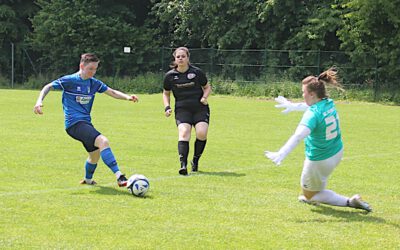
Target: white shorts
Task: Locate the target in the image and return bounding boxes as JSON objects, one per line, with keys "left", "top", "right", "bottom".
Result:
{"left": 300, "top": 148, "right": 343, "bottom": 191}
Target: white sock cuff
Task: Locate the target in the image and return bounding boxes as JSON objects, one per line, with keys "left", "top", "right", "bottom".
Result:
{"left": 115, "top": 171, "right": 122, "bottom": 179}
{"left": 311, "top": 189, "right": 348, "bottom": 207}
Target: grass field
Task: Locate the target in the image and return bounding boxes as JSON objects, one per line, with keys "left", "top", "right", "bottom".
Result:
{"left": 0, "top": 89, "right": 399, "bottom": 249}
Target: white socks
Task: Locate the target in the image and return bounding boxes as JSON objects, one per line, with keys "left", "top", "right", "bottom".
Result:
{"left": 310, "top": 189, "right": 349, "bottom": 207}
{"left": 115, "top": 171, "right": 122, "bottom": 179}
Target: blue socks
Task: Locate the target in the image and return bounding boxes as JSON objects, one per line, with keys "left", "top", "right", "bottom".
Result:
{"left": 100, "top": 148, "right": 120, "bottom": 173}
{"left": 85, "top": 161, "right": 97, "bottom": 179}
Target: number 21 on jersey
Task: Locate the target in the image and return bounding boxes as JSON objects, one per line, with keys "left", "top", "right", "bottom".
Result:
{"left": 325, "top": 115, "right": 338, "bottom": 140}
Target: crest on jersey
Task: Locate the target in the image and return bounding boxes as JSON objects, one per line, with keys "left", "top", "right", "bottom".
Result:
{"left": 187, "top": 73, "right": 196, "bottom": 79}
{"left": 173, "top": 76, "right": 179, "bottom": 80}
{"left": 77, "top": 86, "right": 81, "bottom": 92}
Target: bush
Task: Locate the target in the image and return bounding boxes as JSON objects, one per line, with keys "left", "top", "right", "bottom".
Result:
{"left": 23, "top": 73, "right": 51, "bottom": 89}
{"left": 102, "top": 72, "right": 163, "bottom": 94}
{"left": 0, "top": 74, "right": 10, "bottom": 87}
{"left": 211, "top": 79, "right": 303, "bottom": 99}
{"left": 2, "top": 73, "right": 398, "bottom": 104}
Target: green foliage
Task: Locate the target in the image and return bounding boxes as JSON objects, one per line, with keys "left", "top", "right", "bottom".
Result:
{"left": 20, "top": 73, "right": 50, "bottom": 90}
{"left": 29, "top": 0, "right": 158, "bottom": 75}
{"left": 0, "top": 0, "right": 398, "bottom": 92}
{"left": 0, "top": 4, "right": 17, "bottom": 43}
{"left": 101, "top": 73, "right": 163, "bottom": 94}
{"left": 337, "top": 0, "right": 400, "bottom": 85}
{"left": 0, "top": 1, "right": 39, "bottom": 78}
{"left": 0, "top": 74, "right": 10, "bottom": 87}
{"left": 211, "top": 79, "right": 303, "bottom": 99}
{"left": 14, "top": 72, "right": 398, "bottom": 103}
{"left": 152, "top": 1, "right": 269, "bottom": 48}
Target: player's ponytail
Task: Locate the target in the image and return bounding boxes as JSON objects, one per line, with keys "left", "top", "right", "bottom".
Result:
{"left": 303, "top": 67, "right": 344, "bottom": 98}
{"left": 318, "top": 67, "right": 344, "bottom": 93}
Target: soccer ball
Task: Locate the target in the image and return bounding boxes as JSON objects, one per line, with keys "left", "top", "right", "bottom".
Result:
{"left": 127, "top": 174, "right": 150, "bottom": 197}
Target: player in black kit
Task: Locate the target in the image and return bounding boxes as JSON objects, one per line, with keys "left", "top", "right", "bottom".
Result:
{"left": 163, "top": 47, "right": 212, "bottom": 175}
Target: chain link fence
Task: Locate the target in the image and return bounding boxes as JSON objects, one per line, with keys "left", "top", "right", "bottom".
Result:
{"left": 0, "top": 44, "right": 379, "bottom": 89}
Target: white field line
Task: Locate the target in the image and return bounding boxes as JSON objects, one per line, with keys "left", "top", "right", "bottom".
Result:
{"left": 0, "top": 152, "right": 398, "bottom": 197}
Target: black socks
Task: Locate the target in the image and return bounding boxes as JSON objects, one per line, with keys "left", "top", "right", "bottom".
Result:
{"left": 178, "top": 141, "right": 189, "bottom": 168}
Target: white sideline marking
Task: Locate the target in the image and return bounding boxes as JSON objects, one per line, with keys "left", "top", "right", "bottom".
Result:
{"left": 1, "top": 152, "right": 397, "bottom": 197}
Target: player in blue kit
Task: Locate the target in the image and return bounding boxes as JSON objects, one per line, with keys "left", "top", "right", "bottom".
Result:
{"left": 163, "top": 47, "right": 212, "bottom": 175}
{"left": 265, "top": 68, "right": 372, "bottom": 212}
{"left": 33, "top": 53, "right": 138, "bottom": 187}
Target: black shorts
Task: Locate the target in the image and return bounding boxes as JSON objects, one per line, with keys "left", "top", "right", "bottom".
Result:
{"left": 175, "top": 105, "right": 210, "bottom": 126}
{"left": 66, "top": 121, "right": 101, "bottom": 152}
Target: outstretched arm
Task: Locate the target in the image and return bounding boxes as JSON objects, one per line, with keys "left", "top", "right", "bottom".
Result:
{"left": 265, "top": 124, "right": 311, "bottom": 166}
{"left": 275, "top": 96, "right": 309, "bottom": 114}
{"left": 105, "top": 88, "right": 138, "bottom": 102}
{"left": 33, "top": 83, "right": 53, "bottom": 115}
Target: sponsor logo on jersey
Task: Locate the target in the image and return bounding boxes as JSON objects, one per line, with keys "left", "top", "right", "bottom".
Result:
{"left": 87, "top": 86, "right": 90, "bottom": 93}
{"left": 173, "top": 76, "right": 179, "bottom": 80}
{"left": 76, "top": 96, "right": 92, "bottom": 104}
{"left": 187, "top": 73, "right": 196, "bottom": 79}
{"left": 176, "top": 82, "right": 195, "bottom": 88}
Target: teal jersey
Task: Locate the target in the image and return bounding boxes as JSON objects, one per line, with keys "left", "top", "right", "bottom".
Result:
{"left": 300, "top": 98, "right": 343, "bottom": 161}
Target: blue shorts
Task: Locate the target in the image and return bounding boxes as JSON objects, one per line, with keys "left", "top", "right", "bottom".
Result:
{"left": 66, "top": 121, "right": 101, "bottom": 152}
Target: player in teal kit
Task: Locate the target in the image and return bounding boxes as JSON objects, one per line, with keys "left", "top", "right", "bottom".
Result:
{"left": 265, "top": 68, "right": 372, "bottom": 212}
{"left": 34, "top": 53, "right": 138, "bottom": 187}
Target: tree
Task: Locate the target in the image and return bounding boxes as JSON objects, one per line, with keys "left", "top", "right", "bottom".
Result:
{"left": 29, "top": 0, "right": 159, "bottom": 76}
{"left": 338, "top": 0, "right": 400, "bottom": 85}
{"left": 0, "top": 0, "right": 39, "bottom": 81}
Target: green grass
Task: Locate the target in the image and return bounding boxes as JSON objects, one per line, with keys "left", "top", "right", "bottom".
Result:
{"left": 0, "top": 89, "right": 399, "bottom": 249}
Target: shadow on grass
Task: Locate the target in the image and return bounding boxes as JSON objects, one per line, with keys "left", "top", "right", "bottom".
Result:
{"left": 297, "top": 205, "right": 400, "bottom": 230}
{"left": 86, "top": 186, "right": 155, "bottom": 199}
{"left": 192, "top": 171, "right": 246, "bottom": 177}
{"left": 87, "top": 186, "right": 130, "bottom": 196}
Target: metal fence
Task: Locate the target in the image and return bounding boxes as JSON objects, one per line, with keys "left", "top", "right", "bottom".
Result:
{"left": 1, "top": 44, "right": 378, "bottom": 88}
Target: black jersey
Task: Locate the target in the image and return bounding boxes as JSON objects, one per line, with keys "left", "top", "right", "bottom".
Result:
{"left": 163, "top": 65, "right": 208, "bottom": 109}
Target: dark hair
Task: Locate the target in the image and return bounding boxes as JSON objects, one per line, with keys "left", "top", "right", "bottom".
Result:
{"left": 80, "top": 53, "right": 100, "bottom": 65}
{"left": 302, "top": 67, "right": 343, "bottom": 98}
{"left": 170, "top": 47, "right": 190, "bottom": 69}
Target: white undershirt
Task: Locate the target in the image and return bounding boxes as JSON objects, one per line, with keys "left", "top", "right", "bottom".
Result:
{"left": 278, "top": 124, "right": 311, "bottom": 159}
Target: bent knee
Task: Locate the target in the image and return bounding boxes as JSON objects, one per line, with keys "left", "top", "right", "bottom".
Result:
{"left": 178, "top": 125, "right": 192, "bottom": 140}
{"left": 196, "top": 132, "right": 207, "bottom": 140}
{"left": 95, "top": 135, "right": 110, "bottom": 149}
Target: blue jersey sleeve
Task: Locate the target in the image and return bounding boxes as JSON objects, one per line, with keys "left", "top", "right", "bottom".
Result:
{"left": 51, "top": 77, "right": 67, "bottom": 90}
{"left": 93, "top": 78, "right": 108, "bottom": 93}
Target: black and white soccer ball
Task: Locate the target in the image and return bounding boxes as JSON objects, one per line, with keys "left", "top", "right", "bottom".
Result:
{"left": 127, "top": 174, "right": 150, "bottom": 197}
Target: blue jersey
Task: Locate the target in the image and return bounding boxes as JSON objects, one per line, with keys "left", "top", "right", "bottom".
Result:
{"left": 51, "top": 73, "right": 108, "bottom": 129}
{"left": 300, "top": 98, "right": 343, "bottom": 161}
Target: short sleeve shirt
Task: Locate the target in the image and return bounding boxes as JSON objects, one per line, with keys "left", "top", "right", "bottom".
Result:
{"left": 51, "top": 72, "right": 108, "bottom": 129}
{"left": 163, "top": 65, "right": 208, "bottom": 110}
{"left": 300, "top": 98, "right": 343, "bottom": 161}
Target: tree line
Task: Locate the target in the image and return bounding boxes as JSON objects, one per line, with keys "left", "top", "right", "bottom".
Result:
{"left": 0, "top": 0, "right": 399, "bottom": 86}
